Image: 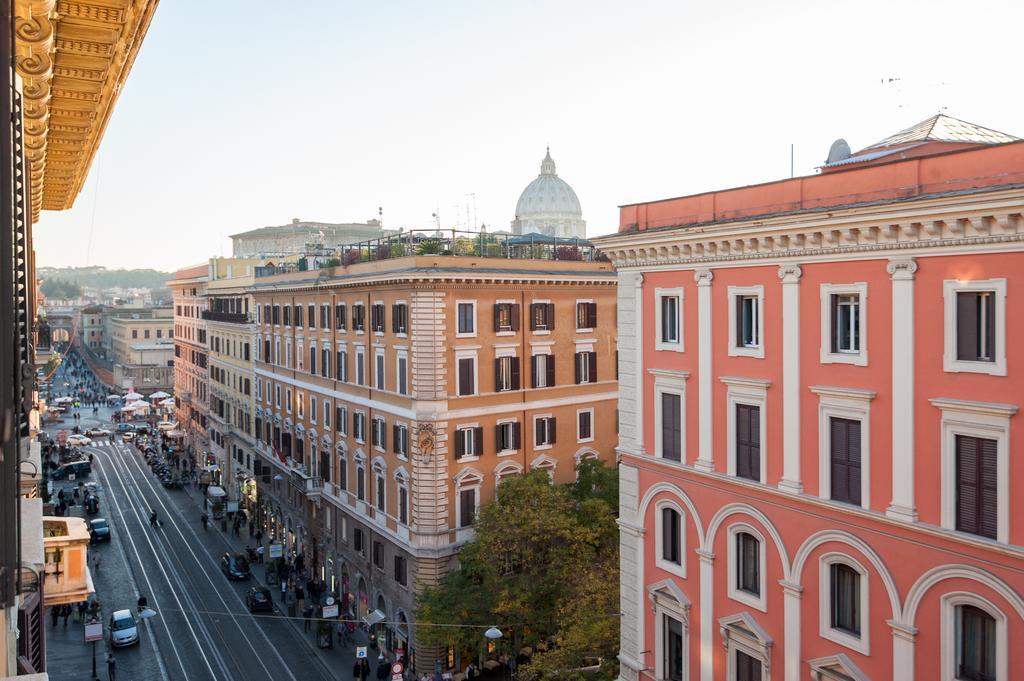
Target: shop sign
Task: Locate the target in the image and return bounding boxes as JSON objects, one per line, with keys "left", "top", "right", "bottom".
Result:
{"left": 268, "top": 543, "right": 283, "bottom": 559}
{"left": 356, "top": 646, "right": 368, "bottom": 659}
{"left": 323, "top": 603, "right": 339, "bottom": 618}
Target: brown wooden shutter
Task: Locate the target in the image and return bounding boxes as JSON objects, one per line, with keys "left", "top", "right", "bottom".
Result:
{"left": 392, "top": 305, "right": 400, "bottom": 333}
{"left": 979, "top": 437, "right": 998, "bottom": 538}
{"left": 736, "top": 404, "right": 759, "bottom": 481}
{"left": 546, "top": 303, "right": 555, "bottom": 329}
{"left": 511, "top": 304, "right": 521, "bottom": 331}
{"left": 513, "top": 422, "right": 521, "bottom": 449}
{"left": 530, "top": 303, "right": 539, "bottom": 330}
{"left": 535, "top": 418, "right": 543, "bottom": 445}
{"left": 984, "top": 292, "right": 996, "bottom": 360}
{"left": 495, "top": 425, "right": 503, "bottom": 452}
{"left": 547, "top": 354, "right": 556, "bottom": 387}
{"left": 957, "top": 292, "right": 980, "bottom": 361}
{"left": 574, "top": 352, "right": 581, "bottom": 384}
{"left": 956, "top": 435, "right": 980, "bottom": 535}
{"left": 829, "top": 417, "right": 861, "bottom": 505}
{"left": 454, "top": 429, "right": 465, "bottom": 459}
{"left": 588, "top": 351, "right": 597, "bottom": 382}
{"left": 473, "top": 427, "right": 484, "bottom": 456}
{"left": 493, "top": 304, "right": 501, "bottom": 332}
{"left": 531, "top": 355, "right": 539, "bottom": 388}
{"left": 494, "top": 358, "right": 502, "bottom": 390}
{"left": 549, "top": 417, "right": 556, "bottom": 444}
{"left": 511, "top": 357, "right": 521, "bottom": 390}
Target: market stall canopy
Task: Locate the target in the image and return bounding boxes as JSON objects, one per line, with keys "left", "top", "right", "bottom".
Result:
{"left": 159, "top": 398, "right": 176, "bottom": 407}
{"left": 165, "top": 430, "right": 185, "bottom": 439}
{"left": 205, "top": 486, "right": 226, "bottom": 498}
{"left": 124, "top": 392, "right": 143, "bottom": 401}
{"left": 131, "top": 400, "right": 151, "bottom": 407}
{"left": 106, "top": 394, "right": 121, "bottom": 401}
{"left": 53, "top": 396, "right": 74, "bottom": 403}
{"left": 149, "top": 391, "right": 171, "bottom": 399}
{"left": 362, "top": 609, "right": 386, "bottom": 627}
{"left": 120, "top": 406, "right": 136, "bottom": 412}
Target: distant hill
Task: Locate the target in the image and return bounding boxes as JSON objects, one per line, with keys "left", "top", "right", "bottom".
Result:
{"left": 38, "top": 266, "right": 172, "bottom": 291}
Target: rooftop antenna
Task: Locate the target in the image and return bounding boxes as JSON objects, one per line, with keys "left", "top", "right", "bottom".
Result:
{"left": 378, "top": 206, "right": 383, "bottom": 227}
{"left": 466, "top": 193, "right": 477, "bottom": 231}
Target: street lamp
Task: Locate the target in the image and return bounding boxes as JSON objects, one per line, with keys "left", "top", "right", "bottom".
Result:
{"left": 484, "top": 627, "right": 507, "bottom": 681}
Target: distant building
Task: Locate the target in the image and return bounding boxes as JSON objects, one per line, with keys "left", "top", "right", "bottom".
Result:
{"left": 511, "top": 148, "right": 587, "bottom": 239}
{"left": 230, "top": 218, "right": 389, "bottom": 258}
{"left": 107, "top": 308, "right": 174, "bottom": 391}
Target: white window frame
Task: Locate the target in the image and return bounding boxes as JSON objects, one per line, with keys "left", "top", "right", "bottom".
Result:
{"left": 454, "top": 468, "right": 482, "bottom": 533}
{"left": 653, "top": 370, "right": 688, "bottom": 463}
{"left": 309, "top": 395, "right": 316, "bottom": 424}
{"left": 819, "top": 552, "right": 870, "bottom": 655}
{"left": 651, "top": 583, "right": 691, "bottom": 681}
{"left": 355, "top": 346, "right": 366, "bottom": 386}
{"left": 728, "top": 285, "right": 765, "bottom": 358}
{"left": 931, "top": 398, "right": 1016, "bottom": 544}
{"left": 496, "top": 354, "right": 517, "bottom": 392}
{"left": 496, "top": 418, "right": 518, "bottom": 456}
{"left": 722, "top": 376, "right": 770, "bottom": 484}
{"left": 532, "top": 350, "right": 552, "bottom": 388}
{"left": 394, "top": 423, "right": 409, "bottom": 460}
{"left": 372, "top": 416, "right": 386, "bottom": 452}
{"left": 353, "top": 411, "right": 366, "bottom": 444}
{"left": 727, "top": 523, "right": 767, "bottom": 612}
{"left": 286, "top": 388, "right": 293, "bottom": 414}
{"left": 353, "top": 302, "right": 366, "bottom": 334}
{"left": 339, "top": 406, "right": 348, "bottom": 436}
{"left": 455, "top": 300, "right": 477, "bottom": 338}
{"left": 372, "top": 300, "right": 386, "bottom": 336}
{"left": 323, "top": 400, "right": 331, "bottom": 429}
{"left": 394, "top": 299, "right": 409, "bottom": 337}
{"left": 719, "top": 612, "right": 772, "bottom": 681}
{"left": 533, "top": 414, "right": 554, "bottom": 450}
{"left": 941, "top": 591, "right": 1008, "bottom": 681}
{"left": 530, "top": 298, "right": 553, "bottom": 335}
{"left": 811, "top": 386, "right": 875, "bottom": 510}
{"left": 455, "top": 424, "right": 480, "bottom": 461}
{"left": 576, "top": 408, "right": 594, "bottom": 443}
{"left": 820, "top": 282, "right": 868, "bottom": 366}
{"left": 943, "top": 278, "right": 1007, "bottom": 376}
{"left": 455, "top": 349, "right": 479, "bottom": 397}
{"left": 374, "top": 348, "right": 386, "bottom": 391}
{"left": 655, "top": 287, "right": 684, "bottom": 352}
{"left": 654, "top": 500, "right": 686, "bottom": 578}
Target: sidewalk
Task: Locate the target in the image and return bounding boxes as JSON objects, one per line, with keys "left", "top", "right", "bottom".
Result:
{"left": 174, "top": 481, "right": 378, "bottom": 681}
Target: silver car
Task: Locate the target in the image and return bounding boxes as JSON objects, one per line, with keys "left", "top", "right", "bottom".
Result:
{"left": 109, "top": 609, "right": 138, "bottom": 647}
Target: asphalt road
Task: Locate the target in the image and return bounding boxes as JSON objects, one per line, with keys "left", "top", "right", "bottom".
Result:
{"left": 47, "top": 409, "right": 340, "bottom": 681}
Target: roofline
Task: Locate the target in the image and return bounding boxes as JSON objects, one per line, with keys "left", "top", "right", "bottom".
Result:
{"left": 617, "top": 139, "right": 1024, "bottom": 210}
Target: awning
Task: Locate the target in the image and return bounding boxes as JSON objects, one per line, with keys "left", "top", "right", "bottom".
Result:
{"left": 149, "top": 391, "right": 170, "bottom": 399}
{"left": 362, "top": 609, "right": 386, "bottom": 627}
{"left": 203, "top": 464, "right": 220, "bottom": 473}
{"left": 165, "top": 430, "right": 185, "bottom": 438}
{"left": 206, "top": 486, "right": 226, "bottom": 498}
{"left": 124, "top": 392, "right": 143, "bottom": 400}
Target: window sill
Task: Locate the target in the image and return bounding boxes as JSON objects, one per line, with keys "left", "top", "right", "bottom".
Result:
{"left": 532, "top": 329, "right": 552, "bottom": 336}
{"left": 655, "top": 341, "right": 684, "bottom": 353}
{"left": 820, "top": 627, "right": 869, "bottom": 656}
{"left": 577, "top": 437, "right": 594, "bottom": 444}
{"left": 820, "top": 351, "right": 867, "bottom": 367}
{"left": 497, "top": 449, "right": 519, "bottom": 457}
{"left": 576, "top": 327, "right": 594, "bottom": 334}
{"left": 455, "top": 333, "right": 477, "bottom": 339}
{"left": 655, "top": 558, "right": 686, "bottom": 579}
{"left": 728, "top": 345, "right": 765, "bottom": 359}
{"left": 943, "top": 358, "right": 1006, "bottom": 376}
{"left": 455, "top": 455, "right": 480, "bottom": 463}
{"left": 533, "top": 444, "right": 553, "bottom": 451}
{"left": 727, "top": 588, "right": 766, "bottom": 613}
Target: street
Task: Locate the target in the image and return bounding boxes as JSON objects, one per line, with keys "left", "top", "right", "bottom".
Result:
{"left": 44, "top": 400, "right": 343, "bottom": 681}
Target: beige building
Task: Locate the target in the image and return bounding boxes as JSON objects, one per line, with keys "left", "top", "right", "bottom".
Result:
{"left": 107, "top": 308, "right": 174, "bottom": 391}
{"left": 170, "top": 265, "right": 211, "bottom": 462}
{"left": 251, "top": 246, "right": 617, "bottom": 670}
{"left": 230, "top": 218, "right": 389, "bottom": 258}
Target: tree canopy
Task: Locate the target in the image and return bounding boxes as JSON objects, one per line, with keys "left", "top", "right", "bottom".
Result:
{"left": 40, "top": 278, "right": 82, "bottom": 300}
{"left": 416, "top": 460, "right": 620, "bottom": 681}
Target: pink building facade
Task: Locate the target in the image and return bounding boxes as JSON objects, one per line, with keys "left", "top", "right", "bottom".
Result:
{"left": 595, "top": 116, "right": 1024, "bottom": 681}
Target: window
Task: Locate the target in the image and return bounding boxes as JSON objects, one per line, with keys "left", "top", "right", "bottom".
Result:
{"left": 944, "top": 279, "right": 1007, "bottom": 375}
{"left": 454, "top": 426, "right": 483, "bottom": 459}
{"left": 456, "top": 301, "right": 476, "bottom": 336}
{"left": 352, "top": 304, "right": 365, "bottom": 332}
{"left": 735, "top": 532, "right": 760, "bottom": 596}
{"left": 355, "top": 347, "right": 365, "bottom": 385}
{"left": 283, "top": 305, "right": 291, "bottom": 327}
{"left": 338, "top": 453, "right": 347, "bottom": 492}
{"left": 493, "top": 303, "right": 520, "bottom": 332}
{"left": 354, "top": 528, "right": 365, "bottom": 554}
{"left": 353, "top": 412, "right": 366, "bottom": 443}
{"left": 397, "top": 485, "right": 408, "bottom": 525}
{"left": 375, "top": 473, "right": 385, "bottom": 512}
{"left": 372, "top": 417, "right": 386, "bottom": 450}
{"left": 534, "top": 416, "right": 556, "bottom": 447}
{"left": 336, "top": 303, "right": 347, "bottom": 330}
{"left": 309, "top": 345, "right": 317, "bottom": 375}
{"left": 574, "top": 351, "right": 597, "bottom": 384}
{"left": 337, "top": 406, "right": 348, "bottom": 435}
{"left": 531, "top": 353, "right": 555, "bottom": 388}
{"left": 820, "top": 283, "right": 867, "bottom": 365}
{"left": 392, "top": 303, "right": 408, "bottom": 334}
{"left": 832, "top": 563, "right": 861, "bottom": 634}
{"left": 296, "top": 304, "right": 304, "bottom": 328}
{"left": 829, "top": 417, "right": 862, "bottom": 506}
{"left": 576, "top": 301, "right": 597, "bottom": 330}
{"left": 735, "top": 651, "right": 762, "bottom": 681}
{"left": 727, "top": 525, "right": 766, "bottom": 611}
{"left": 396, "top": 353, "right": 408, "bottom": 396}
{"left": 356, "top": 464, "right": 366, "bottom": 501}
{"left": 735, "top": 404, "right": 760, "bottom": 482}
{"left": 728, "top": 286, "right": 764, "bottom": 358}
{"left": 656, "top": 289, "right": 683, "bottom": 350}
{"left": 323, "top": 401, "right": 331, "bottom": 428}
{"left": 371, "top": 303, "right": 385, "bottom": 333}
{"left": 529, "top": 302, "right": 555, "bottom": 331}
{"left": 459, "top": 488, "right": 476, "bottom": 528}
{"left": 664, "top": 615, "right": 685, "bottom": 681}
{"left": 457, "top": 355, "right": 476, "bottom": 396}
{"left": 660, "top": 393, "right": 682, "bottom": 462}
{"left": 373, "top": 540, "right": 383, "bottom": 568}
{"left": 321, "top": 347, "right": 330, "bottom": 377}
{"left": 577, "top": 409, "right": 593, "bottom": 442}
{"left": 393, "top": 425, "right": 408, "bottom": 458}
{"left": 375, "top": 351, "right": 385, "bottom": 390}
{"left": 659, "top": 506, "right": 682, "bottom": 568}
{"left": 394, "top": 555, "right": 408, "bottom": 587}
{"left": 956, "top": 605, "right": 997, "bottom": 681}
{"left": 309, "top": 396, "right": 317, "bottom": 423}
{"left": 955, "top": 434, "right": 998, "bottom": 540}
{"left": 494, "top": 355, "right": 521, "bottom": 392}
{"left": 495, "top": 421, "right": 520, "bottom": 453}
{"left": 321, "top": 304, "right": 330, "bottom": 329}
{"left": 337, "top": 348, "right": 348, "bottom": 382}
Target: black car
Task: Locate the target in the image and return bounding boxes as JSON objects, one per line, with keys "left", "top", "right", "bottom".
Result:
{"left": 51, "top": 460, "right": 91, "bottom": 480}
{"left": 89, "top": 518, "right": 111, "bottom": 543}
{"left": 245, "top": 586, "right": 273, "bottom": 613}
{"left": 84, "top": 494, "right": 100, "bottom": 514}
{"left": 220, "top": 553, "right": 251, "bottom": 580}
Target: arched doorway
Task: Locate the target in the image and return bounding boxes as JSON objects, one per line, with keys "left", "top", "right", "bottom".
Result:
{"left": 376, "top": 594, "right": 390, "bottom": 652}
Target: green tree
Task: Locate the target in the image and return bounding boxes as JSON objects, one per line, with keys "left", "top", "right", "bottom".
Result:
{"left": 415, "top": 464, "right": 620, "bottom": 681}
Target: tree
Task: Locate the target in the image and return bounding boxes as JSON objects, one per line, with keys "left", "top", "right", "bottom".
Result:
{"left": 40, "top": 278, "right": 82, "bottom": 300}
{"left": 415, "top": 463, "right": 620, "bottom": 681}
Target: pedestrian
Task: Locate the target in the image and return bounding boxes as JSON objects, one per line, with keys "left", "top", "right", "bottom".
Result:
{"left": 73, "top": 487, "right": 80, "bottom": 504}
{"left": 256, "top": 529, "right": 263, "bottom": 545}
{"left": 50, "top": 605, "right": 59, "bottom": 628}
{"left": 280, "top": 578, "right": 287, "bottom": 599}
{"left": 92, "top": 553, "right": 101, "bottom": 574}
{"left": 256, "top": 544, "right": 264, "bottom": 563}
{"left": 78, "top": 600, "right": 88, "bottom": 622}
{"left": 106, "top": 652, "right": 116, "bottom": 681}
{"left": 377, "top": 661, "right": 390, "bottom": 681}
{"left": 360, "top": 658, "right": 371, "bottom": 681}
{"left": 303, "top": 604, "right": 313, "bottom": 632}
{"left": 62, "top": 603, "right": 71, "bottom": 627}
{"left": 57, "top": 488, "right": 65, "bottom": 504}
{"left": 353, "top": 661, "right": 363, "bottom": 681}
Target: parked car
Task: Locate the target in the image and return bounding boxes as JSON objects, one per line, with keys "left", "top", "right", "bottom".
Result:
{"left": 134, "top": 424, "right": 152, "bottom": 436}
{"left": 88, "top": 518, "right": 110, "bottom": 543}
{"left": 50, "top": 460, "right": 91, "bottom": 480}
{"left": 220, "top": 553, "right": 251, "bottom": 580}
{"left": 122, "top": 431, "right": 135, "bottom": 442}
{"left": 84, "top": 494, "right": 100, "bottom": 515}
{"left": 109, "top": 609, "right": 138, "bottom": 647}
{"left": 115, "top": 423, "right": 135, "bottom": 433}
{"left": 85, "top": 427, "right": 111, "bottom": 438}
{"left": 156, "top": 421, "right": 175, "bottom": 432}
{"left": 66, "top": 434, "right": 92, "bottom": 447}
{"left": 245, "top": 586, "right": 273, "bottom": 613}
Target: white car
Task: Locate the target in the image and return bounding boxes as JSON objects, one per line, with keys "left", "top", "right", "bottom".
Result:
{"left": 85, "top": 428, "right": 111, "bottom": 438}
{"left": 66, "top": 434, "right": 92, "bottom": 447}
{"left": 122, "top": 431, "right": 135, "bottom": 442}
{"left": 109, "top": 609, "right": 138, "bottom": 647}
{"left": 156, "top": 421, "right": 175, "bottom": 432}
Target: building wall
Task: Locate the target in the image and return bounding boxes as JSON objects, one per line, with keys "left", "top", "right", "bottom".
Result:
{"left": 170, "top": 272, "right": 209, "bottom": 461}
{"left": 601, "top": 182, "right": 1024, "bottom": 680}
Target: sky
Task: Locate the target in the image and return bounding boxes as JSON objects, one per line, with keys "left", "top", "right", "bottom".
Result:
{"left": 34, "top": 0, "right": 1024, "bottom": 272}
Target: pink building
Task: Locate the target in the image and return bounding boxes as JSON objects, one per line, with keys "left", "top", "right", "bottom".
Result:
{"left": 594, "top": 115, "right": 1024, "bottom": 681}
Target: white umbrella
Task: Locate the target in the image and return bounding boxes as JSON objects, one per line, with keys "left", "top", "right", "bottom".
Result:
{"left": 106, "top": 394, "right": 121, "bottom": 401}
{"left": 159, "top": 398, "right": 175, "bottom": 406}
{"left": 120, "top": 405, "right": 135, "bottom": 412}
{"left": 149, "top": 391, "right": 170, "bottom": 399}
{"left": 132, "top": 400, "right": 151, "bottom": 407}
{"left": 124, "top": 391, "right": 143, "bottom": 400}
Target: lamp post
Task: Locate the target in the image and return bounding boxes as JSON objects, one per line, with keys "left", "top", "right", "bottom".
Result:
{"left": 484, "top": 627, "right": 505, "bottom": 681}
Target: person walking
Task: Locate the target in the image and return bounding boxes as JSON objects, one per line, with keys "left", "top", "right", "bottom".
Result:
{"left": 303, "top": 604, "right": 313, "bottom": 632}
{"left": 61, "top": 604, "right": 71, "bottom": 627}
{"left": 106, "top": 652, "right": 116, "bottom": 681}
{"left": 50, "top": 605, "right": 59, "bottom": 628}
{"left": 359, "top": 658, "right": 371, "bottom": 681}
{"left": 92, "top": 553, "right": 101, "bottom": 574}
{"left": 376, "top": 660, "right": 390, "bottom": 681}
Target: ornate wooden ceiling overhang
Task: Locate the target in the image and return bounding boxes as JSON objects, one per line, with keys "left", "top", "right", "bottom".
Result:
{"left": 14, "top": 0, "right": 159, "bottom": 221}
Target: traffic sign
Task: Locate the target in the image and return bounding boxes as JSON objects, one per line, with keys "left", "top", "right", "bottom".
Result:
{"left": 323, "top": 603, "right": 339, "bottom": 618}
{"left": 392, "top": 662, "right": 404, "bottom": 676}
{"left": 356, "top": 646, "right": 368, "bottom": 659}
{"left": 268, "top": 543, "right": 283, "bottom": 559}
{"left": 84, "top": 622, "right": 103, "bottom": 642}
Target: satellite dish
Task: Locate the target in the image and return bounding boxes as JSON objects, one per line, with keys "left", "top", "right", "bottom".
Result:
{"left": 826, "top": 138, "right": 851, "bottom": 164}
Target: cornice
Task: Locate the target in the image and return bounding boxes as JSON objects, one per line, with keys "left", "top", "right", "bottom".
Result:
{"left": 249, "top": 271, "right": 616, "bottom": 294}
{"left": 596, "top": 190, "right": 1024, "bottom": 270}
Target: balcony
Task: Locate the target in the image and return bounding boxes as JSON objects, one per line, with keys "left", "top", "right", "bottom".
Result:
{"left": 201, "top": 310, "right": 252, "bottom": 324}
{"left": 42, "top": 517, "right": 94, "bottom": 607}
{"left": 290, "top": 468, "right": 324, "bottom": 499}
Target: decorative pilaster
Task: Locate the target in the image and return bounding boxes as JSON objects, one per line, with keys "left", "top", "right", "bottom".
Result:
{"left": 616, "top": 464, "right": 643, "bottom": 681}
{"left": 777, "top": 265, "right": 803, "bottom": 494}
{"left": 697, "top": 548, "right": 715, "bottom": 681}
{"left": 615, "top": 271, "right": 645, "bottom": 455}
{"left": 694, "top": 269, "right": 714, "bottom": 472}
{"left": 889, "top": 620, "right": 918, "bottom": 680}
{"left": 779, "top": 580, "right": 804, "bottom": 681}
{"left": 886, "top": 258, "right": 918, "bottom": 522}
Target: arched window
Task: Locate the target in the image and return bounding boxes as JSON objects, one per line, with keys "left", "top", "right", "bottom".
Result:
{"left": 727, "top": 524, "right": 766, "bottom": 611}
{"left": 656, "top": 503, "right": 685, "bottom": 577}
{"left": 819, "top": 554, "right": 870, "bottom": 654}
{"left": 957, "top": 605, "right": 996, "bottom": 681}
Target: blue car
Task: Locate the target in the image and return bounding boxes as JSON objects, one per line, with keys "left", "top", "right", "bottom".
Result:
{"left": 115, "top": 423, "right": 135, "bottom": 433}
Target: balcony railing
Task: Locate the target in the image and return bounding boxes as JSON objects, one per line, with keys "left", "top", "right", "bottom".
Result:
{"left": 290, "top": 469, "right": 323, "bottom": 497}
{"left": 201, "top": 310, "right": 252, "bottom": 324}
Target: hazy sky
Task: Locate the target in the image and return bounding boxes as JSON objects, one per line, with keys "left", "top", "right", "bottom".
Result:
{"left": 34, "top": 0, "right": 1024, "bottom": 272}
